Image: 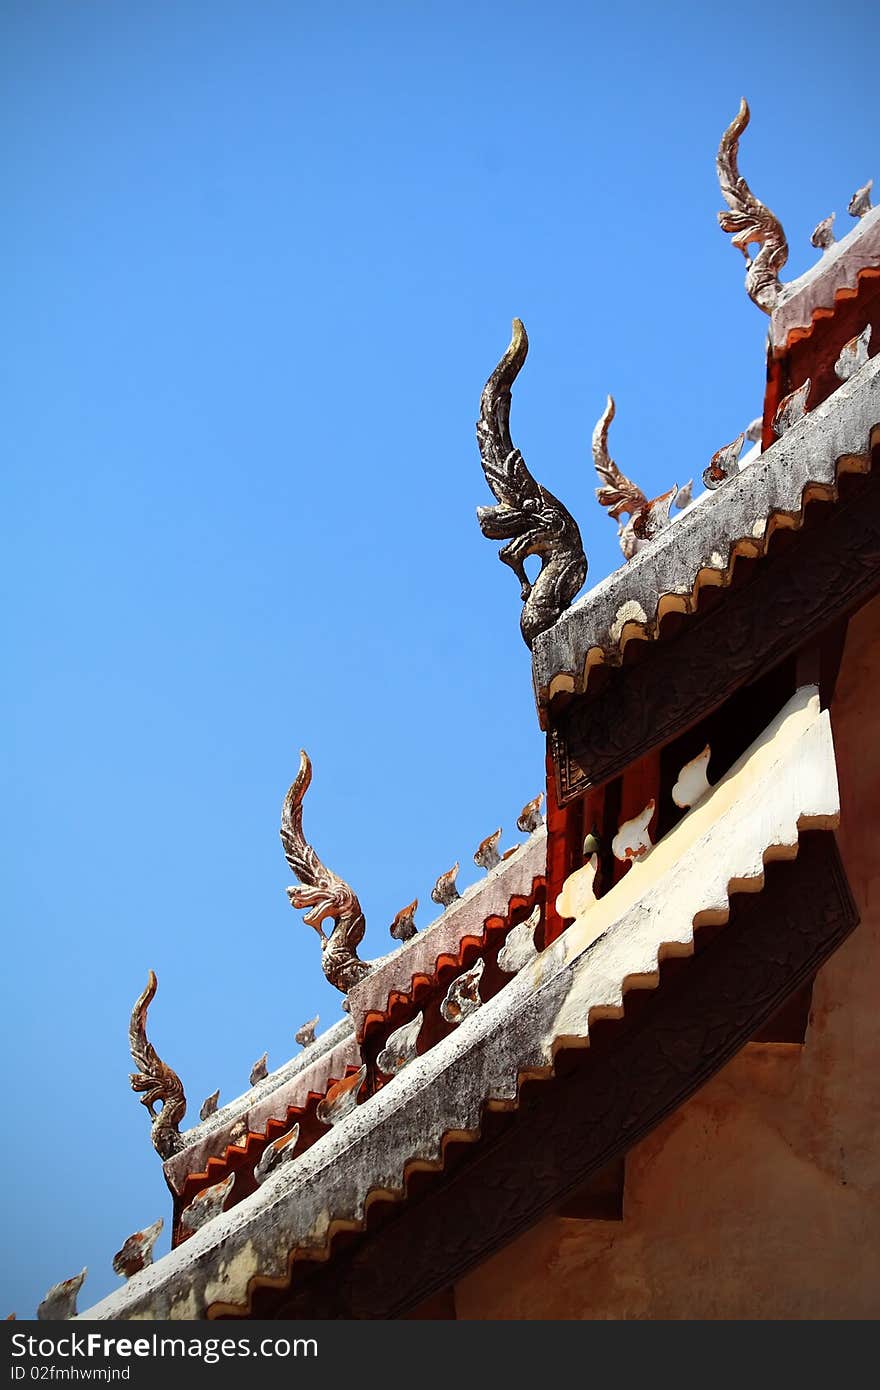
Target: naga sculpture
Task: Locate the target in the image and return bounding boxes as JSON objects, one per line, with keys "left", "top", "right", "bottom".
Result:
{"left": 593, "top": 395, "right": 690, "bottom": 559}
{"left": 717, "top": 99, "right": 788, "bottom": 313}
{"left": 37, "top": 1270, "right": 87, "bottom": 1322}
{"left": 128, "top": 971, "right": 187, "bottom": 1159}
{"left": 281, "top": 750, "right": 372, "bottom": 996}
{"left": 477, "top": 319, "right": 587, "bottom": 647}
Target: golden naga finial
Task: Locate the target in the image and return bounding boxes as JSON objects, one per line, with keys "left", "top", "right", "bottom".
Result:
{"left": 717, "top": 99, "right": 788, "bottom": 314}
{"left": 476, "top": 319, "right": 587, "bottom": 646}
{"left": 128, "top": 971, "right": 186, "bottom": 1159}
{"left": 280, "top": 750, "right": 372, "bottom": 996}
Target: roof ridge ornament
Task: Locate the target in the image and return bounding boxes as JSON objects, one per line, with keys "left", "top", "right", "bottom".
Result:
{"left": 672, "top": 745, "right": 713, "bottom": 810}
{"left": 835, "top": 325, "right": 872, "bottom": 382}
{"left": 112, "top": 1218, "right": 163, "bottom": 1281}
{"left": 611, "top": 800, "right": 655, "bottom": 863}
{"left": 810, "top": 213, "right": 836, "bottom": 252}
{"left": 717, "top": 98, "right": 789, "bottom": 313}
{"left": 431, "top": 862, "right": 461, "bottom": 909}
{"left": 592, "top": 395, "right": 691, "bottom": 558}
{"left": 128, "top": 971, "right": 187, "bottom": 1158}
{"left": 474, "top": 828, "right": 503, "bottom": 871}
{"left": 389, "top": 899, "right": 418, "bottom": 941}
{"left": 497, "top": 903, "right": 541, "bottom": 974}
{"left": 295, "top": 1014, "right": 319, "bottom": 1047}
{"left": 848, "top": 179, "right": 873, "bottom": 219}
{"left": 517, "top": 792, "right": 544, "bottom": 833}
{"left": 254, "top": 1122, "right": 300, "bottom": 1185}
{"left": 316, "top": 1064, "right": 367, "bottom": 1125}
{"left": 377, "top": 1012, "right": 424, "bottom": 1076}
{"left": 476, "top": 319, "right": 587, "bottom": 646}
{"left": 773, "top": 380, "right": 812, "bottom": 436}
{"left": 702, "top": 432, "right": 745, "bottom": 491}
{"left": 440, "top": 957, "right": 485, "bottom": 1025}
{"left": 249, "top": 1052, "right": 268, "bottom": 1086}
{"left": 179, "top": 1173, "right": 235, "bottom": 1237}
{"left": 199, "top": 1089, "right": 220, "bottom": 1121}
{"left": 281, "top": 750, "right": 372, "bottom": 997}
{"left": 37, "top": 1269, "right": 87, "bottom": 1321}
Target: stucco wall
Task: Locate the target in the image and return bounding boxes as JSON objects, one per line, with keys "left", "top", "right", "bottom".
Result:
{"left": 455, "top": 596, "right": 880, "bottom": 1320}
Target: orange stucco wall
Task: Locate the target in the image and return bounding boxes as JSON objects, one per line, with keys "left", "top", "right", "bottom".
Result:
{"left": 454, "top": 596, "right": 880, "bottom": 1320}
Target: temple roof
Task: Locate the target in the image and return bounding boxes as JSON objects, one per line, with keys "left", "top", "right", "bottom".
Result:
{"left": 531, "top": 354, "right": 880, "bottom": 725}
{"left": 162, "top": 1018, "right": 358, "bottom": 1198}
{"left": 31, "top": 99, "right": 875, "bottom": 1324}
{"left": 772, "top": 203, "right": 880, "bottom": 350}
{"left": 158, "top": 822, "right": 547, "bottom": 1198}
{"left": 78, "top": 687, "right": 839, "bottom": 1318}
{"left": 348, "top": 825, "right": 546, "bottom": 1042}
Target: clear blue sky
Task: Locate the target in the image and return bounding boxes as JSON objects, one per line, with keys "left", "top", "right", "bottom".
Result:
{"left": 2, "top": 0, "right": 877, "bottom": 1318}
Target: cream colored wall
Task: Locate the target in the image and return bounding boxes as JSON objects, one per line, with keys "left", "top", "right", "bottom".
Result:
{"left": 455, "top": 596, "right": 880, "bottom": 1321}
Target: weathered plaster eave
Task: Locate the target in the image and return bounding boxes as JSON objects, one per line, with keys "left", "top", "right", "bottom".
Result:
{"left": 79, "top": 689, "right": 838, "bottom": 1321}
{"left": 531, "top": 355, "right": 880, "bottom": 725}
{"left": 771, "top": 204, "right": 880, "bottom": 350}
